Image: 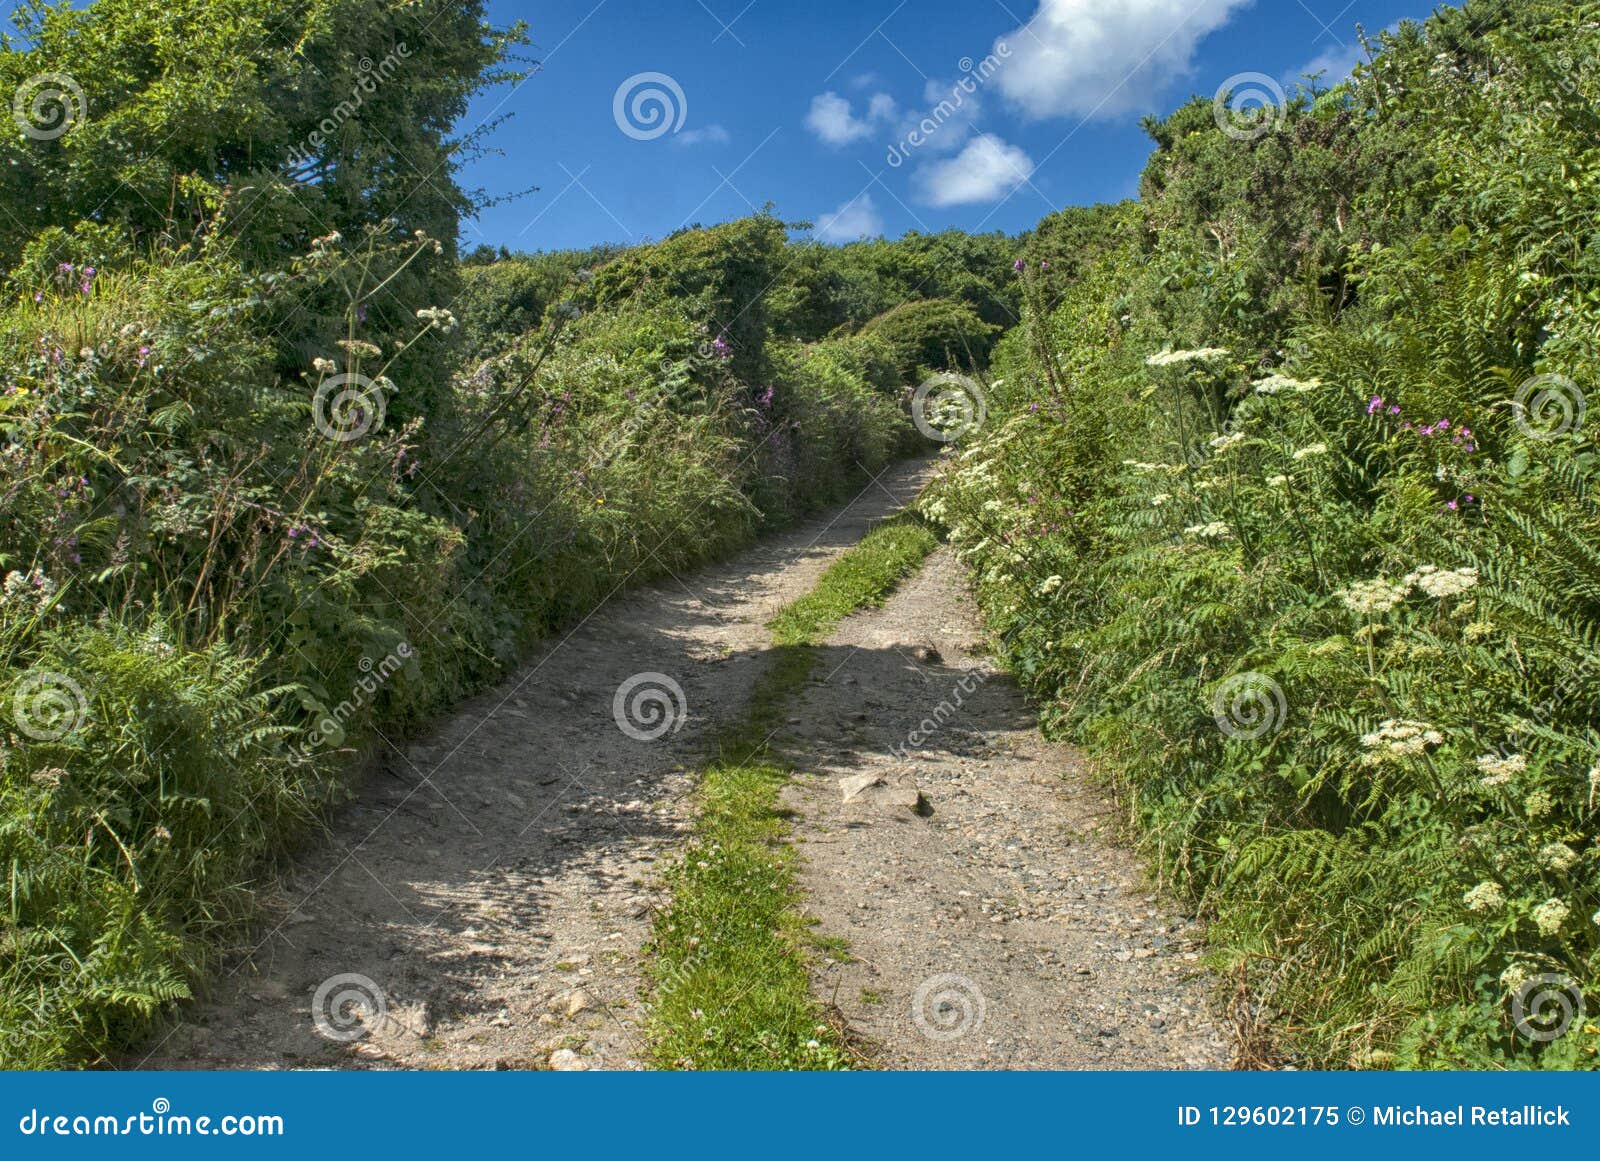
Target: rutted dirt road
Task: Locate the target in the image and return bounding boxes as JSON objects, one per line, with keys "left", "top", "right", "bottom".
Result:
{"left": 782, "top": 549, "right": 1226, "bottom": 1068}
{"left": 137, "top": 457, "right": 1224, "bottom": 1071}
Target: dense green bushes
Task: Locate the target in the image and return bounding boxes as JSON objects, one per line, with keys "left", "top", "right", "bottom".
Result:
{"left": 0, "top": 0, "right": 942, "bottom": 1063}
{"left": 926, "top": 0, "right": 1599, "bottom": 1069}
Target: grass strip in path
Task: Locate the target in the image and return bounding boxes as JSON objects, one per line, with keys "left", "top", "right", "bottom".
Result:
{"left": 646, "top": 512, "right": 938, "bottom": 1069}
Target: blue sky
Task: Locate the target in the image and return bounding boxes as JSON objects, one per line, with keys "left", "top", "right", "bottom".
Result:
{"left": 459, "top": 0, "right": 1438, "bottom": 253}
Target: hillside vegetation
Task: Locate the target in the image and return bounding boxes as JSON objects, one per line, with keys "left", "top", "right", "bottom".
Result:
{"left": 926, "top": 0, "right": 1599, "bottom": 1068}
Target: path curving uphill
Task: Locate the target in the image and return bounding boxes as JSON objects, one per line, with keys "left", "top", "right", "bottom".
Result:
{"left": 137, "top": 457, "right": 1223, "bottom": 1071}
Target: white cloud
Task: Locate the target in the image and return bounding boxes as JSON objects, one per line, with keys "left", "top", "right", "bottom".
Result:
{"left": 675, "top": 124, "right": 731, "bottom": 147}
{"left": 994, "top": 0, "right": 1256, "bottom": 119}
{"left": 815, "top": 193, "right": 884, "bottom": 242}
{"left": 805, "top": 91, "right": 897, "bottom": 146}
{"left": 914, "top": 134, "right": 1036, "bottom": 207}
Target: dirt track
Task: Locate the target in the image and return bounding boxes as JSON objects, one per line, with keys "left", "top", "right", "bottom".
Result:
{"left": 136, "top": 458, "right": 1223, "bottom": 1071}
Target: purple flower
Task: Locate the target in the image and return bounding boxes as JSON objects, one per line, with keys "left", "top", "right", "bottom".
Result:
{"left": 1013, "top": 259, "right": 1026, "bottom": 272}
{"left": 1368, "top": 396, "right": 1384, "bottom": 415}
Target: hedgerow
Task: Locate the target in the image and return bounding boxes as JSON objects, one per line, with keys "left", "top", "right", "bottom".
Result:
{"left": 923, "top": 0, "right": 1599, "bottom": 1069}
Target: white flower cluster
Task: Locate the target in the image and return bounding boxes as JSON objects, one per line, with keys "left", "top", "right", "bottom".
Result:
{"left": 1404, "top": 564, "right": 1479, "bottom": 599}
{"left": 1, "top": 570, "right": 56, "bottom": 612}
{"left": 1340, "top": 577, "right": 1410, "bottom": 616}
{"left": 312, "top": 356, "right": 338, "bottom": 375}
{"left": 1208, "top": 432, "right": 1247, "bottom": 453}
{"left": 1292, "top": 443, "right": 1329, "bottom": 461}
{"left": 1252, "top": 374, "right": 1321, "bottom": 395}
{"left": 1146, "top": 347, "right": 1231, "bottom": 367}
{"left": 1360, "top": 719, "right": 1443, "bottom": 763}
{"left": 417, "top": 307, "right": 459, "bottom": 333}
{"left": 1463, "top": 881, "right": 1505, "bottom": 913}
{"left": 1185, "top": 521, "right": 1232, "bottom": 539}
{"left": 1475, "top": 752, "right": 1526, "bottom": 788}
{"left": 1500, "top": 963, "right": 1533, "bottom": 992}
{"left": 1533, "top": 897, "right": 1570, "bottom": 936}
{"left": 1036, "top": 575, "right": 1063, "bottom": 597}
{"left": 1539, "top": 842, "right": 1579, "bottom": 872}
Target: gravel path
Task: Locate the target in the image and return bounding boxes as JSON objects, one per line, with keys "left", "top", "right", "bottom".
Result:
{"left": 780, "top": 548, "right": 1228, "bottom": 1069}
{"left": 136, "top": 461, "right": 935, "bottom": 1071}
{"left": 135, "top": 459, "right": 1225, "bottom": 1071}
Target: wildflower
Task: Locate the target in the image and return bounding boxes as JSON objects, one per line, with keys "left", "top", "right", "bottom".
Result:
{"left": 1150, "top": 493, "right": 1171, "bottom": 506}
{"left": 1589, "top": 765, "right": 1599, "bottom": 808}
{"left": 417, "top": 307, "right": 458, "bottom": 333}
{"left": 1360, "top": 719, "right": 1443, "bottom": 763}
{"left": 312, "top": 357, "right": 337, "bottom": 375}
{"left": 1339, "top": 577, "right": 1410, "bottom": 616}
{"left": 1475, "top": 752, "right": 1526, "bottom": 788}
{"left": 1532, "top": 897, "right": 1570, "bottom": 936}
{"left": 29, "top": 767, "right": 66, "bottom": 790}
{"left": 1463, "top": 882, "right": 1504, "bottom": 913}
{"left": 1013, "top": 258, "right": 1026, "bottom": 272}
{"left": 1525, "top": 790, "right": 1554, "bottom": 819}
{"left": 1265, "top": 474, "right": 1289, "bottom": 487}
{"left": 1499, "top": 963, "right": 1534, "bottom": 992}
{"left": 1184, "top": 521, "right": 1232, "bottom": 539}
{"left": 1254, "top": 374, "right": 1319, "bottom": 395}
{"left": 337, "top": 339, "right": 383, "bottom": 360}
{"left": 1146, "top": 347, "right": 1230, "bottom": 367}
{"left": 153, "top": 825, "right": 173, "bottom": 842}
{"left": 1539, "top": 843, "right": 1578, "bottom": 872}
{"left": 1292, "top": 443, "right": 1328, "bottom": 461}
{"left": 1208, "top": 432, "right": 1246, "bottom": 453}
{"left": 1, "top": 570, "right": 57, "bottom": 611}
{"left": 1367, "top": 395, "right": 1385, "bottom": 415}
{"left": 1404, "top": 564, "right": 1479, "bottom": 599}
{"left": 1036, "top": 575, "right": 1063, "bottom": 597}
